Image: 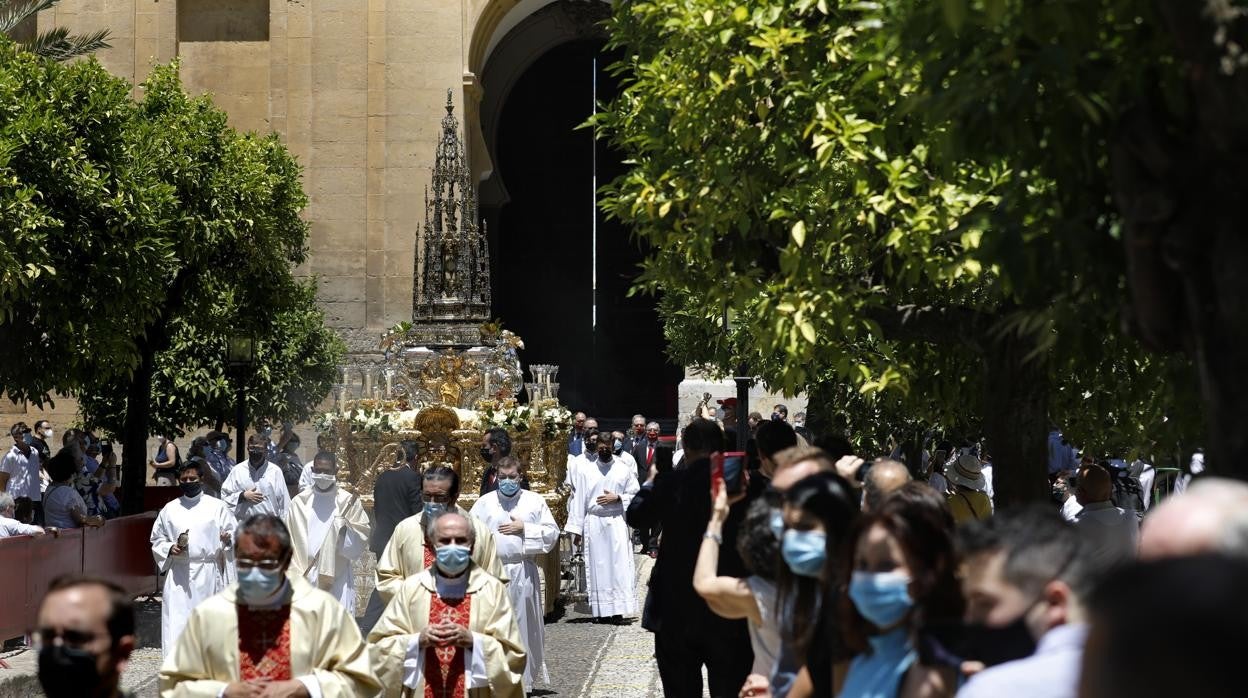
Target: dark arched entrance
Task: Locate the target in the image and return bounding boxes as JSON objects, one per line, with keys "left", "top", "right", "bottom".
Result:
{"left": 480, "top": 39, "right": 680, "bottom": 421}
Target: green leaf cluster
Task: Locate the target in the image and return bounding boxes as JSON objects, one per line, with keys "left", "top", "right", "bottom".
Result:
{"left": 0, "top": 38, "right": 342, "bottom": 438}
{"left": 596, "top": 0, "right": 1199, "bottom": 458}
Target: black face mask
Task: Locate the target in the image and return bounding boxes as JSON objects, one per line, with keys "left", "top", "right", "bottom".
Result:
{"left": 180, "top": 481, "right": 203, "bottom": 498}
{"left": 960, "top": 615, "right": 1038, "bottom": 667}
{"left": 39, "top": 644, "right": 105, "bottom": 698}
{"left": 480, "top": 447, "right": 494, "bottom": 463}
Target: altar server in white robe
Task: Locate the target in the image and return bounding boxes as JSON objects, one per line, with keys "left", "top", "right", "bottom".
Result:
{"left": 287, "top": 450, "right": 371, "bottom": 615}
{"left": 469, "top": 455, "right": 560, "bottom": 689}
{"left": 150, "top": 461, "right": 236, "bottom": 660}
{"left": 220, "top": 433, "right": 291, "bottom": 524}
{"left": 564, "top": 431, "right": 640, "bottom": 620}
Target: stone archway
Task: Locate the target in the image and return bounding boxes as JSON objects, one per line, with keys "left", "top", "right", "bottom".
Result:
{"left": 465, "top": 0, "right": 610, "bottom": 207}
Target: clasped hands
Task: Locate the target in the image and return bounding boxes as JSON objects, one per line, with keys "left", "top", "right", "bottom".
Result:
{"left": 223, "top": 678, "right": 309, "bottom": 698}
{"left": 419, "top": 621, "right": 473, "bottom": 649}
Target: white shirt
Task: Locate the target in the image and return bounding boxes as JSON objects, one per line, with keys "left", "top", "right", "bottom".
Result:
{"left": 220, "top": 460, "right": 291, "bottom": 522}
{"left": 0, "top": 445, "right": 41, "bottom": 501}
{"left": 0, "top": 514, "right": 42, "bottom": 537}
{"left": 958, "top": 624, "right": 1087, "bottom": 698}
{"left": 1075, "top": 501, "right": 1138, "bottom": 563}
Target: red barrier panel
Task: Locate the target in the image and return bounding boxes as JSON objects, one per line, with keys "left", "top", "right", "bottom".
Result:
{"left": 0, "top": 534, "right": 33, "bottom": 640}
{"left": 0, "top": 514, "right": 158, "bottom": 641}
{"left": 83, "top": 513, "right": 158, "bottom": 599}
{"left": 24, "top": 527, "right": 84, "bottom": 633}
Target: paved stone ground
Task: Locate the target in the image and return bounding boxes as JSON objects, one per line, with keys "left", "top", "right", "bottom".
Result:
{"left": 0, "top": 552, "right": 703, "bottom": 697}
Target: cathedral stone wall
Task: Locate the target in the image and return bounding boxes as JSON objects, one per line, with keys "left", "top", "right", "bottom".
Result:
{"left": 31, "top": 0, "right": 530, "bottom": 356}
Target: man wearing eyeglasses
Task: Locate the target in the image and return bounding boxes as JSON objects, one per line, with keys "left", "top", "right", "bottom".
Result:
{"left": 0, "top": 422, "right": 43, "bottom": 525}
{"left": 34, "top": 575, "right": 136, "bottom": 698}
{"left": 160, "top": 514, "right": 381, "bottom": 697}
{"left": 375, "top": 466, "right": 507, "bottom": 605}
{"left": 369, "top": 510, "right": 525, "bottom": 697}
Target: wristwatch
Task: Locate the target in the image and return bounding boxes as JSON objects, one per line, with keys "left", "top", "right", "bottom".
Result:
{"left": 702, "top": 531, "right": 722, "bottom": 545}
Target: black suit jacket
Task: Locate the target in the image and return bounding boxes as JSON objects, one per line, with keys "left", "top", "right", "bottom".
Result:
{"left": 629, "top": 438, "right": 652, "bottom": 482}
{"left": 626, "top": 456, "right": 751, "bottom": 634}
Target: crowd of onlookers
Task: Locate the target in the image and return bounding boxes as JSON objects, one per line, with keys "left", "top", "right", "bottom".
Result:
{"left": 610, "top": 412, "right": 1235, "bottom": 698}
{"left": 0, "top": 417, "right": 311, "bottom": 537}
{"left": 0, "top": 420, "right": 120, "bottom": 535}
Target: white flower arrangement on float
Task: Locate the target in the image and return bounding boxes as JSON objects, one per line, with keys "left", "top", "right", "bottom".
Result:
{"left": 312, "top": 406, "right": 397, "bottom": 436}
{"left": 533, "top": 400, "right": 574, "bottom": 440}
{"left": 477, "top": 401, "right": 535, "bottom": 434}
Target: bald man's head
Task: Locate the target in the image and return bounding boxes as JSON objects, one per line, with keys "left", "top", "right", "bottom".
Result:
{"left": 1076, "top": 464, "right": 1113, "bottom": 505}
{"left": 1140, "top": 478, "right": 1248, "bottom": 560}
{"left": 863, "top": 459, "right": 912, "bottom": 511}
{"left": 771, "top": 445, "right": 834, "bottom": 492}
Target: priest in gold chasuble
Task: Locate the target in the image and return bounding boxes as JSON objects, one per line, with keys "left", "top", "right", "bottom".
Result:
{"left": 375, "top": 466, "right": 506, "bottom": 604}
{"left": 369, "top": 511, "right": 525, "bottom": 698}
{"left": 159, "top": 514, "right": 381, "bottom": 698}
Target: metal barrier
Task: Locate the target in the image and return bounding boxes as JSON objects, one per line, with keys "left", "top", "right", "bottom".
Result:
{"left": 0, "top": 513, "right": 158, "bottom": 641}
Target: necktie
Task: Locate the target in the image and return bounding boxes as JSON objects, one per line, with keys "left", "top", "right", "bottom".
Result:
{"left": 647, "top": 445, "right": 654, "bottom": 465}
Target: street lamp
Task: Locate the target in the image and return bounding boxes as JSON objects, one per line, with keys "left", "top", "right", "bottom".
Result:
{"left": 227, "top": 336, "right": 256, "bottom": 463}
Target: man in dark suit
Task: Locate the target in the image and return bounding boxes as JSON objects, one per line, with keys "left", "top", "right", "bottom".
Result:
{"left": 567, "top": 412, "right": 587, "bottom": 456}
{"left": 625, "top": 414, "right": 648, "bottom": 454}
{"left": 631, "top": 421, "right": 663, "bottom": 554}
{"left": 479, "top": 427, "right": 529, "bottom": 495}
{"left": 627, "top": 418, "right": 752, "bottom": 697}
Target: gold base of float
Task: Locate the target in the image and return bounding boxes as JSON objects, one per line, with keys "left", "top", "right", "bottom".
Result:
{"left": 320, "top": 401, "right": 572, "bottom": 615}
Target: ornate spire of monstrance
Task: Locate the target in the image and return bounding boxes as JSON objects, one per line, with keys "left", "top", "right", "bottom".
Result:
{"left": 414, "top": 89, "right": 491, "bottom": 329}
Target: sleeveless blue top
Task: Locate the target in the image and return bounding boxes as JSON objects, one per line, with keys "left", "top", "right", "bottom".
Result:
{"left": 839, "top": 627, "right": 916, "bottom": 698}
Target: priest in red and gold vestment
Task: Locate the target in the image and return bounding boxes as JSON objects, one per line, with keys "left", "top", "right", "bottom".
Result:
{"left": 159, "top": 514, "right": 381, "bottom": 698}
{"left": 369, "top": 510, "right": 525, "bottom": 698}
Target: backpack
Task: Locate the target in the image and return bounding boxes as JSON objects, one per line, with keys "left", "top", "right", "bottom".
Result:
{"left": 1108, "top": 464, "right": 1145, "bottom": 518}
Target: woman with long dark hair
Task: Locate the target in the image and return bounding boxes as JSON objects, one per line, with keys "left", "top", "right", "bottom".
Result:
{"left": 760, "top": 470, "right": 857, "bottom": 698}
{"left": 837, "top": 486, "right": 963, "bottom": 697}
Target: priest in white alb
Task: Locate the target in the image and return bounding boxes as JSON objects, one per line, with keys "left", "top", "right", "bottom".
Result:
{"left": 160, "top": 514, "right": 381, "bottom": 698}
{"left": 150, "top": 461, "right": 236, "bottom": 661}
{"left": 369, "top": 510, "right": 525, "bottom": 698}
{"left": 286, "top": 450, "right": 371, "bottom": 615}
{"left": 220, "top": 433, "right": 291, "bottom": 524}
{"left": 564, "top": 431, "right": 640, "bottom": 621}
{"left": 469, "top": 455, "right": 559, "bottom": 690}
{"left": 375, "top": 465, "right": 506, "bottom": 604}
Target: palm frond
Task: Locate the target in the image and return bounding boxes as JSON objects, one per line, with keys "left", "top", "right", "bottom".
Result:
{"left": 0, "top": 0, "right": 58, "bottom": 35}
{"left": 20, "top": 26, "right": 111, "bottom": 61}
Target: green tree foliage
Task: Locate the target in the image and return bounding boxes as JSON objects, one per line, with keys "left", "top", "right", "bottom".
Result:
{"left": 596, "top": 0, "right": 1202, "bottom": 503}
{"left": 0, "top": 41, "right": 341, "bottom": 510}
{"left": 1, "top": 0, "right": 110, "bottom": 61}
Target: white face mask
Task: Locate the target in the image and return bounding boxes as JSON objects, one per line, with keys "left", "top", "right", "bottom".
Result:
{"left": 42, "top": 429, "right": 53, "bottom": 439}
{"left": 312, "top": 473, "right": 336, "bottom": 491}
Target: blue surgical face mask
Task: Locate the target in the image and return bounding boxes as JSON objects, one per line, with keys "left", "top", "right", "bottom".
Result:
{"left": 782, "top": 529, "right": 827, "bottom": 578}
{"left": 238, "top": 566, "right": 283, "bottom": 601}
{"left": 497, "top": 478, "right": 521, "bottom": 497}
{"left": 435, "top": 543, "right": 471, "bottom": 576}
{"left": 423, "top": 501, "right": 447, "bottom": 519}
{"left": 849, "top": 570, "right": 914, "bottom": 629}
{"left": 768, "top": 509, "right": 785, "bottom": 540}
{"left": 613, "top": 439, "right": 623, "bottom": 454}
